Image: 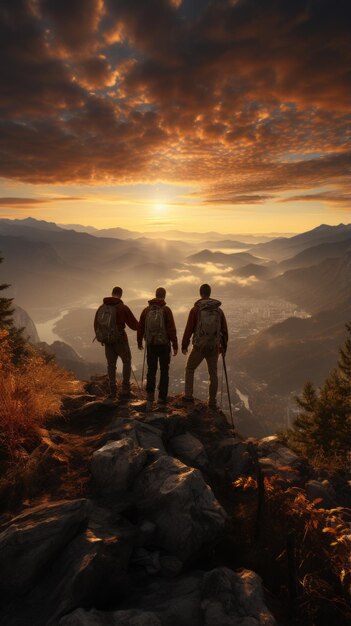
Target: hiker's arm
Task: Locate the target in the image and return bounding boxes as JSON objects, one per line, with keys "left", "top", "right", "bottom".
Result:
{"left": 137, "top": 309, "right": 146, "bottom": 348}
{"left": 124, "top": 306, "right": 139, "bottom": 332}
{"left": 220, "top": 310, "right": 229, "bottom": 353}
{"left": 165, "top": 307, "right": 178, "bottom": 354}
{"left": 181, "top": 308, "right": 196, "bottom": 353}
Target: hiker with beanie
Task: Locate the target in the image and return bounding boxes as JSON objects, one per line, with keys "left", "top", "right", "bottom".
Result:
{"left": 182, "top": 283, "right": 228, "bottom": 409}
{"left": 94, "top": 286, "right": 138, "bottom": 400}
{"left": 138, "top": 287, "right": 178, "bottom": 409}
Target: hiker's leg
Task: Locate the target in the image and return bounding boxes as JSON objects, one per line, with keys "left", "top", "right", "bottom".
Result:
{"left": 205, "top": 351, "right": 219, "bottom": 406}
{"left": 158, "top": 344, "right": 171, "bottom": 400}
{"left": 184, "top": 348, "right": 204, "bottom": 399}
{"left": 105, "top": 343, "right": 117, "bottom": 395}
{"left": 146, "top": 345, "right": 158, "bottom": 400}
{"left": 117, "top": 340, "right": 132, "bottom": 391}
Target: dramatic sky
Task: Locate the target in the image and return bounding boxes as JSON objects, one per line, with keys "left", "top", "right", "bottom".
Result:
{"left": 0, "top": 0, "right": 350, "bottom": 232}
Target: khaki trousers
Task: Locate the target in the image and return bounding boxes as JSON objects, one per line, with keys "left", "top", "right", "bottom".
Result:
{"left": 185, "top": 347, "right": 219, "bottom": 404}
{"left": 105, "top": 339, "right": 131, "bottom": 393}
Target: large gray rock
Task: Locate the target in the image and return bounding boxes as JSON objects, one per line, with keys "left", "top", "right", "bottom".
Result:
{"left": 133, "top": 455, "right": 227, "bottom": 560}
{"left": 0, "top": 499, "right": 89, "bottom": 596}
{"left": 305, "top": 480, "right": 337, "bottom": 509}
{"left": 91, "top": 438, "right": 148, "bottom": 494}
{"left": 169, "top": 432, "right": 208, "bottom": 470}
{"left": 257, "top": 436, "right": 301, "bottom": 468}
{"left": 134, "top": 423, "right": 167, "bottom": 456}
{"left": 213, "top": 438, "right": 251, "bottom": 480}
{"left": 60, "top": 608, "right": 161, "bottom": 625}
{"left": 201, "top": 567, "right": 277, "bottom": 626}
{"left": 34, "top": 505, "right": 137, "bottom": 623}
{"left": 257, "top": 436, "right": 303, "bottom": 484}
{"left": 61, "top": 567, "right": 276, "bottom": 626}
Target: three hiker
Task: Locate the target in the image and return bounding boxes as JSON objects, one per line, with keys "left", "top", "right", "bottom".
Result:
{"left": 95, "top": 283, "right": 227, "bottom": 409}
{"left": 138, "top": 287, "right": 178, "bottom": 409}
{"left": 182, "top": 283, "right": 228, "bottom": 409}
{"left": 94, "top": 286, "right": 138, "bottom": 399}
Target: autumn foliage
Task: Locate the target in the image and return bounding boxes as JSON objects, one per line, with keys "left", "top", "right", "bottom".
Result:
{"left": 0, "top": 330, "right": 75, "bottom": 460}
{"left": 233, "top": 475, "right": 351, "bottom": 624}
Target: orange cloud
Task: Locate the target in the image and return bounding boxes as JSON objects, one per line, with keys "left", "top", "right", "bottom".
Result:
{"left": 0, "top": 0, "right": 349, "bottom": 205}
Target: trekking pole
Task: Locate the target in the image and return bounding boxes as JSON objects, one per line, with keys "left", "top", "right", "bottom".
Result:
{"left": 222, "top": 352, "right": 235, "bottom": 434}
{"left": 220, "top": 358, "right": 224, "bottom": 409}
{"left": 141, "top": 346, "right": 146, "bottom": 389}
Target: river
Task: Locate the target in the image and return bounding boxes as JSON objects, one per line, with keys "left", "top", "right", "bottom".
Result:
{"left": 235, "top": 387, "right": 250, "bottom": 411}
{"left": 35, "top": 310, "right": 69, "bottom": 344}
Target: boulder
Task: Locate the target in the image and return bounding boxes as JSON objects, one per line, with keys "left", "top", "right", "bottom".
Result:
{"left": 133, "top": 455, "right": 227, "bottom": 560}
{"left": 91, "top": 438, "right": 148, "bottom": 494}
{"left": 257, "top": 437, "right": 302, "bottom": 468}
{"left": 34, "top": 505, "right": 137, "bottom": 623}
{"left": 257, "top": 437, "right": 304, "bottom": 484}
{"left": 168, "top": 432, "right": 208, "bottom": 470}
{"left": 201, "top": 567, "right": 277, "bottom": 626}
{"left": 115, "top": 572, "right": 203, "bottom": 626}
{"left": 60, "top": 608, "right": 161, "bottom": 625}
{"left": 134, "top": 423, "right": 167, "bottom": 455}
{"left": 0, "top": 499, "right": 89, "bottom": 596}
{"left": 305, "top": 480, "right": 337, "bottom": 509}
{"left": 213, "top": 438, "right": 251, "bottom": 480}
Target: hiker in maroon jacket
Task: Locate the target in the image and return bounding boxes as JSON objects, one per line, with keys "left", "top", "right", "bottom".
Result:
{"left": 94, "top": 286, "right": 138, "bottom": 399}
{"left": 138, "top": 287, "right": 178, "bottom": 408}
{"left": 182, "top": 283, "right": 228, "bottom": 409}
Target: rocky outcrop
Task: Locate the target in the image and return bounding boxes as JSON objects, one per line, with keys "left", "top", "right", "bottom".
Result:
{"left": 0, "top": 499, "right": 89, "bottom": 596}
{"left": 60, "top": 567, "right": 277, "bottom": 626}
{"left": 13, "top": 305, "right": 40, "bottom": 343}
{"left": 1, "top": 391, "right": 316, "bottom": 625}
{"left": 133, "top": 455, "right": 227, "bottom": 560}
{"left": 91, "top": 438, "right": 149, "bottom": 496}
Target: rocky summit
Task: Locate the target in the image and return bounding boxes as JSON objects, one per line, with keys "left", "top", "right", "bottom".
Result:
{"left": 0, "top": 380, "right": 348, "bottom": 626}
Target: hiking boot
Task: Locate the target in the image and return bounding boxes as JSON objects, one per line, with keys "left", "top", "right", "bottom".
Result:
{"left": 103, "top": 392, "right": 117, "bottom": 405}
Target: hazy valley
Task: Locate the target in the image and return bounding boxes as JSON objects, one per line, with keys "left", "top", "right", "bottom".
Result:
{"left": 1, "top": 217, "right": 350, "bottom": 437}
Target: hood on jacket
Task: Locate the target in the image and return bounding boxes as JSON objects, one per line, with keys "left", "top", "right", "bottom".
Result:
{"left": 103, "top": 296, "right": 123, "bottom": 306}
{"left": 148, "top": 298, "right": 166, "bottom": 307}
{"left": 194, "top": 298, "right": 221, "bottom": 309}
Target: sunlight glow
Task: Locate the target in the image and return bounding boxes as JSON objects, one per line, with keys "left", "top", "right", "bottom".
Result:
{"left": 153, "top": 203, "right": 168, "bottom": 213}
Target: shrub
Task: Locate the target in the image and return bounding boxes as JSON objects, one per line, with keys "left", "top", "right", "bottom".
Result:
{"left": 0, "top": 330, "right": 77, "bottom": 460}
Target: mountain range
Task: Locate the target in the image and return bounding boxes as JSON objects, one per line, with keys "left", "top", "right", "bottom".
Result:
{"left": 1, "top": 217, "right": 350, "bottom": 396}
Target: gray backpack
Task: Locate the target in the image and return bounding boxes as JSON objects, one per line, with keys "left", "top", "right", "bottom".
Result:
{"left": 145, "top": 305, "right": 168, "bottom": 345}
{"left": 193, "top": 301, "right": 222, "bottom": 350}
{"left": 95, "top": 304, "right": 123, "bottom": 344}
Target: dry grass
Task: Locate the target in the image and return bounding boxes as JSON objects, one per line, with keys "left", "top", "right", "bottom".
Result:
{"left": 0, "top": 330, "right": 79, "bottom": 460}
{"left": 233, "top": 474, "right": 351, "bottom": 624}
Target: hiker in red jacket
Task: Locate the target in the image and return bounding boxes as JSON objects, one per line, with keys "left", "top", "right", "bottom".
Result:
{"left": 182, "top": 283, "right": 228, "bottom": 409}
{"left": 94, "top": 286, "right": 138, "bottom": 399}
{"left": 138, "top": 287, "right": 178, "bottom": 409}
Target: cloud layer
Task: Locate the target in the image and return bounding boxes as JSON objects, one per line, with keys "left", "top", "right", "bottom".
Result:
{"left": 0, "top": 0, "right": 350, "bottom": 203}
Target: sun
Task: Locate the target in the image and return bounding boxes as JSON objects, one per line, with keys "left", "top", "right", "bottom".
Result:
{"left": 153, "top": 203, "right": 168, "bottom": 213}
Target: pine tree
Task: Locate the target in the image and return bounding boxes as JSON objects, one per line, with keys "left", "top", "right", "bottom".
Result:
{"left": 288, "top": 323, "right": 351, "bottom": 467}
{"left": 0, "top": 254, "right": 26, "bottom": 362}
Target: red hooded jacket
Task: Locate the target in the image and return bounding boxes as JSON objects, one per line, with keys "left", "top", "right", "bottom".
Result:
{"left": 182, "top": 298, "right": 228, "bottom": 351}
{"left": 138, "top": 298, "right": 178, "bottom": 350}
{"left": 94, "top": 297, "right": 138, "bottom": 341}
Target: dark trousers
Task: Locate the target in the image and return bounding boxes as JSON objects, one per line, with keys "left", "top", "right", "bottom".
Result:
{"left": 105, "top": 339, "right": 131, "bottom": 393}
{"left": 146, "top": 344, "right": 171, "bottom": 400}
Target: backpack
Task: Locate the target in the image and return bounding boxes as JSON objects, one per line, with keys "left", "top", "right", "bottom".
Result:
{"left": 193, "top": 301, "right": 222, "bottom": 350}
{"left": 144, "top": 305, "right": 169, "bottom": 345}
{"left": 94, "top": 304, "right": 123, "bottom": 344}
